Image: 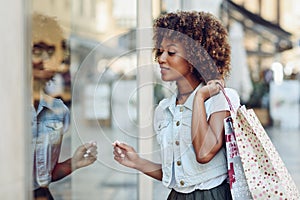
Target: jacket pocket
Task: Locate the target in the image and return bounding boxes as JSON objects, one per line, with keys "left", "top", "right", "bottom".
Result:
{"left": 155, "top": 120, "right": 170, "bottom": 144}
{"left": 181, "top": 114, "right": 192, "bottom": 145}
{"left": 45, "top": 121, "right": 64, "bottom": 145}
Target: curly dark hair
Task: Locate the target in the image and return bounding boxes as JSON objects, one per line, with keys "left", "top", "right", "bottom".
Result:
{"left": 153, "top": 11, "right": 231, "bottom": 83}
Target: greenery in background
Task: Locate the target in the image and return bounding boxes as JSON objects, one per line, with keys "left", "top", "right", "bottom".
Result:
{"left": 246, "top": 80, "right": 269, "bottom": 108}
{"left": 154, "top": 84, "right": 165, "bottom": 105}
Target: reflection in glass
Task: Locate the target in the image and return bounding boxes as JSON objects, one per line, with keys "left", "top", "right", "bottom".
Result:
{"left": 31, "top": 0, "right": 169, "bottom": 199}
{"left": 31, "top": 12, "right": 71, "bottom": 199}
{"left": 31, "top": 11, "right": 98, "bottom": 200}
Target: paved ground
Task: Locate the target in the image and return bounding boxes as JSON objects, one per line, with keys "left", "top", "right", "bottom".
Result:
{"left": 50, "top": 116, "right": 300, "bottom": 200}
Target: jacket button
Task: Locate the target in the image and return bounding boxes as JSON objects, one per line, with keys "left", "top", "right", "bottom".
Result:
{"left": 176, "top": 121, "right": 180, "bottom": 126}
{"left": 175, "top": 141, "right": 179, "bottom": 145}
{"left": 180, "top": 180, "right": 184, "bottom": 186}
{"left": 177, "top": 161, "right": 181, "bottom": 166}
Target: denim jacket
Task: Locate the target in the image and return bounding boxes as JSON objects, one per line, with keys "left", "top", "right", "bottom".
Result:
{"left": 32, "top": 94, "right": 70, "bottom": 189}
{"left": 154, "top": 87, "right": 240, "bottom": 189}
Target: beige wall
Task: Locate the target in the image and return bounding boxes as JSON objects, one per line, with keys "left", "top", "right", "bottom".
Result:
{"left": 0, "top": 0, "right": 31, "bottom": 199}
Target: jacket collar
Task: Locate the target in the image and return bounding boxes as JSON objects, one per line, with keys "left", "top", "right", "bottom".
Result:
{"left": 37, "top": 91, "right": 62, "bottom": 114}
{"left": 159, "top": 83, "right": 202, "bottom": 111}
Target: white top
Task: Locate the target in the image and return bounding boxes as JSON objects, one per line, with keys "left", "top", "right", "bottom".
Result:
{"left": 154, "top": 85, "right": 240, "bottom": 193}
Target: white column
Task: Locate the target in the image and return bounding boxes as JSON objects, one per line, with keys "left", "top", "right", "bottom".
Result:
{"left": 152, "top": 0, "right": 161, "bottom": 19}
{"left": 182, "top": 0, "right": 222, "bottom": 17}
{"left": 0, "top": 0, "right": 31, "bottom": 199}
{"left": 137, "top": 0, "right": 154, "bottom": 199}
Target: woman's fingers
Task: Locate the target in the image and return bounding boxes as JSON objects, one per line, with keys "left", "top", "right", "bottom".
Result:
{"left": 207, "top": 79, "right": 223, "bottom": 86}
{"left": 83, "top": 141, "right": 97, "bottom": 158}
{"left": 207, "top": 79, "right": 224, "bottom": 94}
{"left": 112, "top": 140, "right": 134, "bottom": 152}
{"left": 113, "top": 145, "right": 126, "bottom": 160}
{"left": 112, "top": 140, "right": 138, "bottom": 164}
{"left": 215, "top": 79, "right": 225, "bottom": 88}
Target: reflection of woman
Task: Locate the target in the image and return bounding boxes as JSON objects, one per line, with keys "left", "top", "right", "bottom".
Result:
{"left": 113, "top": 11, "right": 240, "bottom": 199}
{"left": 32, "top": 13, "right": 97, "bottom": 200}
{"left": 32, "top": 13, "right": 71, "bottom": 106}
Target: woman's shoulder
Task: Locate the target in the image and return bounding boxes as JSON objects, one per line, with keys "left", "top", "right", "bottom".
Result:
{"left": 154, "top": 96, "right": 174, "bottom": 120}
{"left": 224, "top": 88, "right": 239, "bottom": 100}
{"left": 222, "top": 87, "right": 240, "bottom": 107}
{"left": 157, "top": 95, "right": 175, "bottom": 109}
{"left": 206, "top": 87, "right": 240, "bottom": 109}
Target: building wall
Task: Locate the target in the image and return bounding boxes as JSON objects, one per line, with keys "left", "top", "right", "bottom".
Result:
{"left": 0, "top": 0, "right": 31, "bottom": 199}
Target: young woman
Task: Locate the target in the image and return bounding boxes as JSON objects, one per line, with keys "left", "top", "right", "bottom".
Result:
{"left": 113, "top": 11, "right": 240, "bottom": 199}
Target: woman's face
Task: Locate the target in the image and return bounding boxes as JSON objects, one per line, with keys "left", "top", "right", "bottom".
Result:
{"left": 32, "top": 41, "right": 56, "bottom": 82}
{"left": 157, "top": 38, "right": 191, "bottom": 82}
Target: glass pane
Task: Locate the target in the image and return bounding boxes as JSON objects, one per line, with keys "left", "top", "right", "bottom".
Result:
{"left": 31, "top": 2, "right": 73, "bottom": 199}
{"left": 31, "top": 0, "right": 142, "bottom": 198}
{"left": 31, "top": 1, "right": 172, "bottom": 199}
{"left": 70, "top": 0, "right": 139, "bottom": 198}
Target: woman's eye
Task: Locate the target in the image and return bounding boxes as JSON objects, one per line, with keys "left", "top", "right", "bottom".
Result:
{"left": 168, "top": 51, "right": 176, "bottom": 56}
{"left": 156, "top": 49, "right": 163, "bottom": 56}
{"left": 32, "top": 48, "right": 42, "bottom": 56}
{"left": 47, "top": 47, "right": 55, "bottom": 57}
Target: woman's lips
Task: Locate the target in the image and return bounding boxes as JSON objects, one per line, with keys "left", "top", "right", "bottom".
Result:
{"left": 33, "top": 62, "right": 44, "bottom": 70}
{"left": 160, "top": 66, "right": 170, "bottom": 74}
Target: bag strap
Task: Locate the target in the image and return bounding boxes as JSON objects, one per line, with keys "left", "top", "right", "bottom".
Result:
{"left": 216, "top": 83, "right": 235, "bottom": 113}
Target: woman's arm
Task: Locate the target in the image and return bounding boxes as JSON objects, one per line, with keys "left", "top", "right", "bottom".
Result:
{"left": 51, "top": 159, "right": 72, "bottom": 182}
{"left": 51, "top": 142, "right": 97, "bottom": 182}
{"left": 113, "top": 142, "right": 163, "bottom": 181}
{"left": 191, "top": 80, "right": 229, "bottom": 164}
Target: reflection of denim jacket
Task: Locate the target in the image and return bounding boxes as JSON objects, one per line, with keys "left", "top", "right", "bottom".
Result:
{"left": 154, "top": 86, "right": 240, "bottom": 190}
{"left": 32, "top": 94, "right": 70, "bottom": 189}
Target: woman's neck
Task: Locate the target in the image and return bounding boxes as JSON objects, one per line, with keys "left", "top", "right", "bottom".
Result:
{"left": 32, "top": 79, "right": 46, "bottom": 107}
{"left": 176, "top": 76, "right": 200, "bottom": 95}
{"left": 176, "top": 77, "right": 200, "bottom": 104}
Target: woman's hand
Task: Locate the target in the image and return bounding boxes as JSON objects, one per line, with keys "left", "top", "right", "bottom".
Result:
{"left": 51, "top": 141, "right": 97, "bottom": 181}
{"left": 113, "top": 141, "right": 140, "bottom": 169}
{"left": 72, "top": 141, "right": 98, "bottom": 170}
{"left": 196, "top": 79, "right": 224, "bottom": 101}
{"left": 112, "top": 140, "right": 163, "bottom": 180}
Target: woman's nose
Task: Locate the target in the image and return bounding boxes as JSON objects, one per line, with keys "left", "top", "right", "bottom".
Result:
{"left": 41, "top": 51, "right": 51, "bottom": 60}
{"left": 158, "top": 51, "right": 167, "bottom": 63}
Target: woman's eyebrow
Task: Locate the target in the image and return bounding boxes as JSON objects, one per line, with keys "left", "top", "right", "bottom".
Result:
{"left": 166, "top": 43, "right": 178, "bottom": 48}
{"left": 159, "top": 43, "right": 178, "bottom": 48}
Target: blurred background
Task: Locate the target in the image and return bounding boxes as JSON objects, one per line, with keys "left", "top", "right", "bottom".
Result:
{"left": 1, "top": 0, "right": 300, "bottom": 199}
